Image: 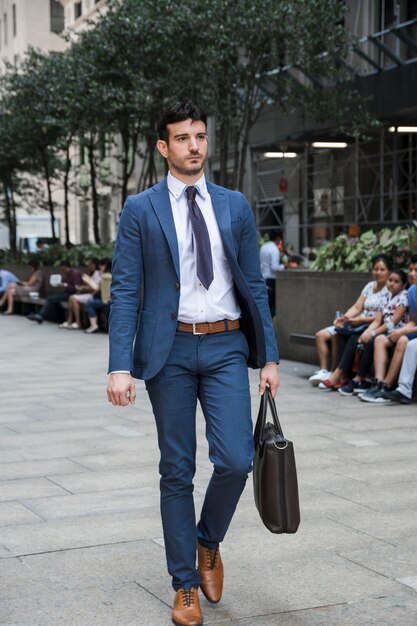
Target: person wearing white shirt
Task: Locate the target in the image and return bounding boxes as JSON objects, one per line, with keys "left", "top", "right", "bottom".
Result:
{"left": 259, "top": 229, "right": 284, "bottom": 317}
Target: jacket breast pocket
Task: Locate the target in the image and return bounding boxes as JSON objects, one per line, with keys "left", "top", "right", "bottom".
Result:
{"left": 133, "top": 310, "right": 157, "bottom": 366}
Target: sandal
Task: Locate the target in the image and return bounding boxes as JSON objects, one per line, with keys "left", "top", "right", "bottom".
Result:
{"left": 318, "top": 378, "right": 337, "bottom": 390}
{"left": 59, "top": 322, "right": 70, "bottom": 329}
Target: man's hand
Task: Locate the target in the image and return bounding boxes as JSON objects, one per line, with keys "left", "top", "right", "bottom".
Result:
{"left": 259, "top": 363, "right": 279, "bottom": 398}
{"left": 107, "top": 373, "right": 136, "bottom": 406}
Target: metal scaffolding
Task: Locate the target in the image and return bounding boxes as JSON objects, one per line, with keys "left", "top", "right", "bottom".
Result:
{"left": 254, "top": 14, "right": 417, "bottom": 250}
{"left": 254, "top": 128, "right": 417, "bottom": 249}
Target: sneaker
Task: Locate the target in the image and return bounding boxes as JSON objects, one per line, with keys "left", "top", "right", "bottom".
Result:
{"left": 381, "top": 388, "right": 411, "bottom": 404}
{"left": 59, "top": 322, "right": 70, "bottom": 329}
{"left": 359, "top": 382, "right": 391, "bottom": 403}
{"left": 338, "top": 380, "right": 355, "bottom": 396}
{"left": 318, "top": 378, "right": 336, "bottom": 391}
{"left": 309, "top": 369, "right": 331, "bottom": 386}
{"left": 27, "top": 312, "right": 43, "bottom": 324}
{"left": 352, "top": 379, "right": 373, "bottom": 394}
{"left": 338, "top": 379, "right": 369, "bottom": 396}
{"left": 85, "top": 326, "right": 99, "bottom": 334}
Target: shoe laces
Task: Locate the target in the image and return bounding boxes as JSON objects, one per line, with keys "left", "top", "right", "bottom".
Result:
{"left": 204, "top": 546, "right": 219, "bottom": 569}
{"left": 180, "top": 588, "right": 196, "bottom": 607}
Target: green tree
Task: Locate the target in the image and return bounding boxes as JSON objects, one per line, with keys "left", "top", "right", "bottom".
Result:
{"left": 0, "top": 108, "right": 19, "bottom": 252}
{"left": 1, "top": 49, "right": 67, "bottom": 240}
{"left": 75, "top": 8, "right": 148, "bottom": 202}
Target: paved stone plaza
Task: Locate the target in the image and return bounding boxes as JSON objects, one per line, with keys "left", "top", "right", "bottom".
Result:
{"left": 1, "top": 315, "right": 417, "bottom": 626}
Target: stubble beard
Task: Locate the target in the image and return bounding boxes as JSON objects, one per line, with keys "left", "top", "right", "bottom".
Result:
{"left": 171, "top": 154, "right": 207, "bottom": 178}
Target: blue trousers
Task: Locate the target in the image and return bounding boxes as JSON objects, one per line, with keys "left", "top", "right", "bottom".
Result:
{"left": 145, "top": 329, "right": 254, "bottom": 591}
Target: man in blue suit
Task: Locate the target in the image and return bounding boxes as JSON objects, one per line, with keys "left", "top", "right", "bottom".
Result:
{"left": 107, "top": 102, "right": 279, "bottom": 626}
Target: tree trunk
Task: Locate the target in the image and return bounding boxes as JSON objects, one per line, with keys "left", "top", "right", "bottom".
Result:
{"left": 63, "top": 144, "right": 72, "bottom": 247}
{"left": 3, "top": 177, "right": 16, "bottom": 253}
{"left": 237, "top": 125, "right": 251, "bottom": 192}
{"left": 41, "top": 152, "right": 57, "bottom": 240}
{"left": 137, "top": 134, "right": 159, "bottom": 192}
{"left": 121, "top": 148, "right": 129, "bottom": 204}
{"left": 87, "top": 138, "right": 101, "bottom": 244}
{"left": 218, "top": 115, "right": 230, "bottom": 188}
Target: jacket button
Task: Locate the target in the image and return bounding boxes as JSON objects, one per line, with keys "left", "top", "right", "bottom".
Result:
{"left": 171, "top": 312, "right": 177, "bottom": 319}
{"left": 175, "top": 282, "right": 180, "bottom": 289}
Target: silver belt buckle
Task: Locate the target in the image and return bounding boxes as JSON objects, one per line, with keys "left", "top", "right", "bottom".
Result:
{"left": 192, "top": 322, "right": 206, "bottom": 335}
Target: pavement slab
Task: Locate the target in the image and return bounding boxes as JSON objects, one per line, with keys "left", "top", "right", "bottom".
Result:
{"left": 1, "top": 314, "right": 416, "bottom": 626}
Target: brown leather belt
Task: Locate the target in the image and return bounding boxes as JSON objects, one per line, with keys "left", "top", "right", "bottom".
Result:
{"left": 177, "top": 319, "right": 240, "bottom": 335}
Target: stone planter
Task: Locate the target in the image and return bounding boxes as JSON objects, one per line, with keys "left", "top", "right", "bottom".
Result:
{"left": 275, "top": 270, "right": 372, "bottom": 365}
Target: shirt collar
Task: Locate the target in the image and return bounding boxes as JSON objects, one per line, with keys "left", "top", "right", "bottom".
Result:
{"left": 167, "top": 171, "right": 207, "bottom": 201}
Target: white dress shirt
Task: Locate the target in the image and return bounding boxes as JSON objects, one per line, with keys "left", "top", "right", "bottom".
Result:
{"left": 167, "top": 172, "right": 240, "bottom": 323}
{"left": 260, "top": 240, "right": 284, "bottom": 280}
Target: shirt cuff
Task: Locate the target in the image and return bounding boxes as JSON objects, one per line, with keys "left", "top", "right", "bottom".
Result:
{"left": 109, "top": 370, "right": 130, "bottom": 374}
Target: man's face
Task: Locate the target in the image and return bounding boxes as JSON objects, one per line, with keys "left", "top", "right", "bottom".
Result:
{"left": 156, "top": 118, "right": 208, "bottom": 179}
{"left": 408, "top": 262, "right": 417, "bottom": 285}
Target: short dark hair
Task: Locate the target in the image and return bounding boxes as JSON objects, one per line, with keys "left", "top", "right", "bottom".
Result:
{"left": 268, "top": 229, "right": 282, "bottom": 242}
{"left": 28, "top": 259, "right": 40, "bottom": 271}
{"left": 390, "top": 268, "right": 408, "bottom": 287}
{"left": 89, "top": 258, "right": 100, "bottom": 270}
{"left": 60, "top": 260, "right": 71, "bottom": 268}
{"left": 371, "top": 253, "right": 393, "bottom": 271}
{"left": 157, "top": 102, "right": 207, "bottom": 143}
{"left": 99, "top": 257, "right": 112, "bottom": 273}
{"left": 409, "top": 254, "right": 417, "bottom": 265}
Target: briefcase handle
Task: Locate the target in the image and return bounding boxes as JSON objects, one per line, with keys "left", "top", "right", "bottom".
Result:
{"left": 254, "top": 386, "right": 285, "bottom": 444}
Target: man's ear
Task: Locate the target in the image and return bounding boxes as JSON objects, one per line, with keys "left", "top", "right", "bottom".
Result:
{"left": 156, "top": 139, "right": 168, "bottom": 159}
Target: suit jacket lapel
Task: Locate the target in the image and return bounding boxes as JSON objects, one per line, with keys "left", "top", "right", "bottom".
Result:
{"left": 149, "top": 179, "right": 180, "bottom": 279}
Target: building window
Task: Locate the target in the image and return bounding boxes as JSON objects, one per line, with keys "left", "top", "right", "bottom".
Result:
{"left": 4, "top": 13, "right": 7, "bottom": 46}
{"left": 50, "top": 0, "right": 65, "bottom": 34}
{"left": 12, "top": 4, "right": 16, "bottom": 37}
{"left": 74, "top": 2, "right": 82, "bottom": 20}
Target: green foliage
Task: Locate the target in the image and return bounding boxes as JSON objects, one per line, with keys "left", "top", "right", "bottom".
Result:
{"left": 310, "top": 223, "right": 417, "bottom": 272}
{"left": 0, "top": 0, "right": 372, "bottom": 248}
{"left": 0, "top": 243, "right": 114, "bottom": 267}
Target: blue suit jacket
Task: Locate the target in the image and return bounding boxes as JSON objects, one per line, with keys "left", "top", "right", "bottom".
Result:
{"left": 108, "top": 178, "right": 279, "bottom": 380}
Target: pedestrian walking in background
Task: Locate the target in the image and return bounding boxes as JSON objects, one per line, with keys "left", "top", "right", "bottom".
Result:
{"left": 107, "top": 102, "right": 279, "bottom": 626}
{"left": 259, "top": 229, "right": 284, "bottom": 318}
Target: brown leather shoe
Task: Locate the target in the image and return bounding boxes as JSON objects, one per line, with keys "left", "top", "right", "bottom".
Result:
{"left": 197, "top": 541, "right": 224, "bottom": 604}
{"left": 172, "top": 587, "right": 203, "bottom": 626}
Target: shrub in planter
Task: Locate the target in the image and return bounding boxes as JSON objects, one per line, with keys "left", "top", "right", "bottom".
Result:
{"left": 0, "top": 243, "right": 114, "bottom": 267}
{"left": 311, "top": 223, "right": 417, "bottom": 272}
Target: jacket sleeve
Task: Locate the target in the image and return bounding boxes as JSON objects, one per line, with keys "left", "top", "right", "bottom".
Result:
{"left": 108, "top": 196, "right": 143, "bottom": 373}
{"left": 237, "top": 193, "right": 279, "bottom": 363}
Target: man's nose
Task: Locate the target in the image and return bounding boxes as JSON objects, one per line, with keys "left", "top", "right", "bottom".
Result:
{"left": 188, "top": 138, "right": 199, "bottom": 151}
